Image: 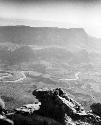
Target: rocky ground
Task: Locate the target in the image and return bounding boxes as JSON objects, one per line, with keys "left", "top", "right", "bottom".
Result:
{"left": 0, "top": 88, "right": 101, "bottom": 125}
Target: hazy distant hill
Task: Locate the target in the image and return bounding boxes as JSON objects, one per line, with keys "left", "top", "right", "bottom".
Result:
{"left": 1, "top": 46, "right": 89, "bottom": 65}
{"left": 0, "top": 26, "right": 100, "bottom": 51}
{"left": 10, "top": 46, "right": 36, "bottom": 64}
{"left": 0, "top": 26, "right": 101, "bottom": 65}
{"left": 0, "top": 45, "right": 100, "bottom": 65}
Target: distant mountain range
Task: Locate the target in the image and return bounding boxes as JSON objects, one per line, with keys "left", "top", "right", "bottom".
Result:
{"left": 0, "top": 25, "right": 100, "bottom": 51}
{"left": 0, "top": 26, "right": 101, "bottom": 65}
{"left": 0, "top": 26, "right": 101, "bottom": 111}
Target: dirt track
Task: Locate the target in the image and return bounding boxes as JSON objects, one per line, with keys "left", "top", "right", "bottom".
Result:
{"left": 0, "top": 71, "right": 26, "bottom": 83}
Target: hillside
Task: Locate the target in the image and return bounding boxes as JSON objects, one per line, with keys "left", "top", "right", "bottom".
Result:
{"left": 0, "top": 46, "right": 94, "bottom": 65}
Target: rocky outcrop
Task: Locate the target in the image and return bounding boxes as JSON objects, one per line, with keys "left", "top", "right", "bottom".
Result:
{"left": 1, "top": 88, "right": 101, "bottom": 125}
{"left": 32, "top": 88, "right": 101, "bottom": 125}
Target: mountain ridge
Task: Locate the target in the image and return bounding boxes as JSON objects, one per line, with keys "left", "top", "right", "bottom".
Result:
{"left": 1, "top": 25, "right": 100, "bottom": 52}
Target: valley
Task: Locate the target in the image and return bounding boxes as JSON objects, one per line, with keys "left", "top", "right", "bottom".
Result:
{"left": 0, "top": 26, "right": 101, "bottom": 112}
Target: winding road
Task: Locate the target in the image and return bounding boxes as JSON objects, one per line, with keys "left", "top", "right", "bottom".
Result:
{"left": 0, "top": 71, "right": 26, "bottom": 83}
{"left": 59, "top": 72, "right": 80, "bottom": 81}
{"left": 0, "top": 70, "right": 81, "bottom": 83}
{"left": 12, "top": 71, "right": 26, "bottom": 83}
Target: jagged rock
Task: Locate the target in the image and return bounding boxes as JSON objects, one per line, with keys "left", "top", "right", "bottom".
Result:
{"left": 32, "top": 88, "right": 101, "bottom": 125}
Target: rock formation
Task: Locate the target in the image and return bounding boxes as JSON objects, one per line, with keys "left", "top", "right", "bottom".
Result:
{"left": 1, "top": 88, "right": 101, "bottom": 125}
{"left": 32, "top": 88, "right": 101, "bottom": 125}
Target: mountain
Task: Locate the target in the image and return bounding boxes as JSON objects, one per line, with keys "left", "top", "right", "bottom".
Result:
{"left": 0, "top": 25, "right": 101, "bottom": 67}
{"left": 0, "top": 25, "right": 101, "bottom": 65}
{"left": 0, "top": 26, "right": 100, "bottom": 52}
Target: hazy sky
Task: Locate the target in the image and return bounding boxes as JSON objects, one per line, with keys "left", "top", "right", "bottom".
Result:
{"left": 0, "top": 0, "right": 101, "bottom": 38}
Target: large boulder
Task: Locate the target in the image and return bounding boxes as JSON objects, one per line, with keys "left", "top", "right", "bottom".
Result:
{"left": 32, "top": 88, "right": 101, "bottom": 125}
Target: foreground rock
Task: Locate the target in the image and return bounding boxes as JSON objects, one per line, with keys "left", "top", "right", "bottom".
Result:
{"left": 32, "top": 88, "right": 101, "bottom": 125}
{"left": 4, "top": 88, "right": 101, "bottom": 125}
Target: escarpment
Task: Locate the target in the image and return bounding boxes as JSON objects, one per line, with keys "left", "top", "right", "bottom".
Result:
{"left": 1, "top": 88, "right": 101, "bottom": 125}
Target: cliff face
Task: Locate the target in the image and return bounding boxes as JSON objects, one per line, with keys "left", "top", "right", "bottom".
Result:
{"left": 0, "top": 26, "right": 99, "bottom": 50}
{"left": 0, "top": 26, "right": 88, "bottom": 46}
{"left": 1, "top": 88, "right": 101, "bottom": 125}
